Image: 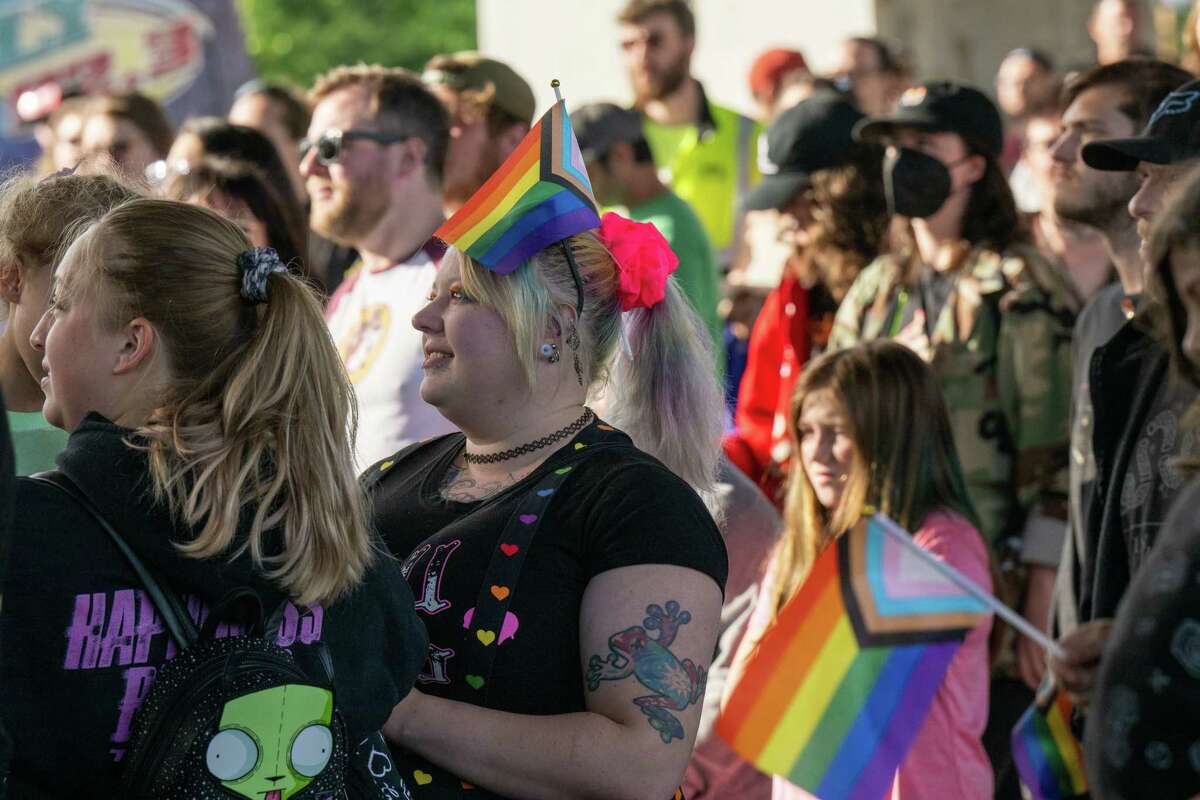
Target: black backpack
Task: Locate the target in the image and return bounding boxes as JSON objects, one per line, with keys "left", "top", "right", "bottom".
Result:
{"left": 30, "top": 472, "right": 388, "bottom": 800}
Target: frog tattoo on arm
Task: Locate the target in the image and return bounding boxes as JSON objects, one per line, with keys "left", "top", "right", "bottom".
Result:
{"left": 586, "top": 600, "right": 706, "bottom": 743}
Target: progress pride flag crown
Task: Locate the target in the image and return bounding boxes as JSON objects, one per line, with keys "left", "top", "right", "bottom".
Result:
{"left": 435, "top": 83, "right": 601, "bottom": 275}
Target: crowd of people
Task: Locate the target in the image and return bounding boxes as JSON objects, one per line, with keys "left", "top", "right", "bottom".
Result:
{"left": 1, "top": 0, "right": 1200, "bottom": 797}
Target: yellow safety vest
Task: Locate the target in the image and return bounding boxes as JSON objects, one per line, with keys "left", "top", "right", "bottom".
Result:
{"left": 642, "top": 87, "right": 761, "bottom": 265}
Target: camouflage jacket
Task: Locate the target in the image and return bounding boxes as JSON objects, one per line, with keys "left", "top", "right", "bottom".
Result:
{"left": 829, "top": 244, "right": 1073, "bottom": 565}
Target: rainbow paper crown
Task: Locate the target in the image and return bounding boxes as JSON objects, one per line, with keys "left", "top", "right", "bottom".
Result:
{"left": 435, "top": 92, "right": 600, "bottom": 274}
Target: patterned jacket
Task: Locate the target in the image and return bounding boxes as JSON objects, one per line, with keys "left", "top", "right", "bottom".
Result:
{"left": 828, "top": 243, "right": 1073, "bottom": 566}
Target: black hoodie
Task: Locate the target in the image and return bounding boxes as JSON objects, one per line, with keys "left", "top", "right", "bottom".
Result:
{"left": 0, "top": 414, "right": 427, "bottom": 797}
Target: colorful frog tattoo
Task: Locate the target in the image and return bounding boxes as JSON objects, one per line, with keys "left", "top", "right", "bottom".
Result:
{"left": 586, "top": 600, "right": 706, "bottom": 743}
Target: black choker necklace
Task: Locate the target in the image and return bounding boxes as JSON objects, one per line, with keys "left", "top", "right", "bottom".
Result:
{"left": 463, "top": 409, "right": 594, "bottom": 465}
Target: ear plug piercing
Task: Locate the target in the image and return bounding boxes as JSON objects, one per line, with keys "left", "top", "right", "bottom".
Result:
{"left": 540, "top": 342, "right": 561, "bottom": 363}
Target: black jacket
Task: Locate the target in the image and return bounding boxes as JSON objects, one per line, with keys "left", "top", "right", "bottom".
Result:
{"left": 0, "top": 414, "right": 427, "bottom": 797}
{"left": 1079, "top": 320, "right": 1184, "bottom": 623}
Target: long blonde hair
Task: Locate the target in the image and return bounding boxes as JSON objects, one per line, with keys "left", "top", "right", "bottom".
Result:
{"left": 457, "top": 231, "right": 724, "bottom": 502}
{"left": 63, "top": 198, "right": 372, "bottom": 605}
{"left": 766, "top": 341, "right": 978, "bottom": 618}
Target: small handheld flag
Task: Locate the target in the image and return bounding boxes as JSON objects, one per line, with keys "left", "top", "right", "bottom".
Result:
{"left": 1011, "top": 681, "right": 1088, "bottom": 800}
{"left": 717, "top": 514, "right": 991, "bottom": 800}
{"left": 434, "top": 82, "right": 600, "bottom": 275}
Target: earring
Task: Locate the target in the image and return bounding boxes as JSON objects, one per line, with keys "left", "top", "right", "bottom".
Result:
{"left": 566, "top": 325, "right": 583, "bottom": 386}
{"left": 540, "top": 342, "right": 560, "bottom": 363}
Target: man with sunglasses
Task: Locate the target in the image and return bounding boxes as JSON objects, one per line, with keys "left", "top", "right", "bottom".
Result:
{"left": 305, "top": 64, "right": 456, "bottom": 468}
{"left": 616, "top": 0, "right": 760, "bottom": 269}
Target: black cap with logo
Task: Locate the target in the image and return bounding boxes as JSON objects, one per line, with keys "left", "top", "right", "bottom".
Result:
{"left": 1082, "top": 80, "right": 1200, "bottom": 171}
{"left": 853, "top": 81, "right": 1005, "bottom": 159}
{"left": 742, "top": 91, "right": 866, "bottom": 212}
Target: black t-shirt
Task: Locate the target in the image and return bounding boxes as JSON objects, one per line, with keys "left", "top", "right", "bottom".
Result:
{"left": 0, "top": 414, "right": 428, "bottom": 797}
{"left": 1118, "top": 377, "right": 1200, "bottom": 571}
{"left": 367, "top": 419, "right": 728, "bottom": 716}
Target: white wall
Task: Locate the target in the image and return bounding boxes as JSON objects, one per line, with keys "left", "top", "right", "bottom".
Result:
{"left": 477, "top": 0, "right": 877, "bottom": 118}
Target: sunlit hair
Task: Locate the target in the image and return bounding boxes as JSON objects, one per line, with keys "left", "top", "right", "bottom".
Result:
{"left": 766, "top": 341, "right": 977, "bottom": 618}
{"left": 798, "top": 146, "right": 888, "bottom": 301}
{"left": 456, "top": 232, "right": 724, "bottom": 504}
{"left": 60, "top": 198, "right": 372, "bottom": 605}
{"left": 0, "top": 171, "right": 139, "bottom": 314}
{"left": 1148, "top": 164, "right": 1200, "bottom": 475}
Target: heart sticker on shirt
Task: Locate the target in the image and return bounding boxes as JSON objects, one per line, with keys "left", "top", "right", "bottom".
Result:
{"left": 537, "top": 488, "right": 555, "bottom": 497}
{"left": 554, "top": 467, "right": 573, "bottom": 475}
{"left": 490, "top": 585, "right": 510, "bottom": 600}
{"left": 465, "top": 674, "right": 485, "bottom": 690}
{"left": 462, "top": 782, "right": 475, "bottom": 790}
{"left": 574, "top": 443, "right": 586, "bottom": 450}
{"left": 597, "top": 424, "right": 615, "bottom": 431}
{"left": 500, "top": 543, "right": 519, "bottom": 556}
{"left": 519, "top": 514, "right": 537, "bottom": 524}
{"left": 414, "top": 771, "right": 433, "bottom": 786}
{"left": 379, "top": 460, "right": 394, "bottom": 472}
{"left": 476, "top": 629, "right": 497, "bottom": 646}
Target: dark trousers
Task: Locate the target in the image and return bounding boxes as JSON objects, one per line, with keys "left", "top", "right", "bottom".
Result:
{"left": 984, "top": 676, "right": 1034, "bottom": 800}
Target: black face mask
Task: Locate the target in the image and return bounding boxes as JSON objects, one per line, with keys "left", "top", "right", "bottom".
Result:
{"left": 884, "top": 147, "right": 953, "bottom": 219}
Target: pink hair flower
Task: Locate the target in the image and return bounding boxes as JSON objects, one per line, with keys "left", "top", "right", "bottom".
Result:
{"left": 598, "top": 212, "right": 679, "bottom": 312}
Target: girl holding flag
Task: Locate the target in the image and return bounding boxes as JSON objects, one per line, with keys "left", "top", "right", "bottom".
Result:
{"left": 729, "top": 341, "right": 994, "bottom": 798}
{"left": 370, "top": 91, "right": 728, "bottom": 798}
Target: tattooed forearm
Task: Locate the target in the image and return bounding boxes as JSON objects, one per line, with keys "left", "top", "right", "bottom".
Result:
{"left": 585, "top": 600, "right": 706, "bottom": 743}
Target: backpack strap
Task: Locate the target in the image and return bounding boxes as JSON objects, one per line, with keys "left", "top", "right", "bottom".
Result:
{"left": 28, "top": 471, "right": 198, "bottom": 650}
{"left": 457, "top": 426, "right": 624, "bottom": 703}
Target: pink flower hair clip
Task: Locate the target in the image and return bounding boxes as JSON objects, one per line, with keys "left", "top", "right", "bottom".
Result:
{"left": 597, "top": 212, "right": 678, "bottom": 312}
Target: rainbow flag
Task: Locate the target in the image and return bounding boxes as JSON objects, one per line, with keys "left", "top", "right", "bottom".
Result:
{"left": 1011, "top": 682, "right": 1088, "bottom": 799}
{"left": 717, "top": 514, "right": 990, "bottom": 800}
{"left": 434, "top": 98, "right": 600, "bottom": 274}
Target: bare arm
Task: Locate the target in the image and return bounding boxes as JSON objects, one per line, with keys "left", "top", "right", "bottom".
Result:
{"left": 384, "top": 564, "right": 722, "bottom": 800}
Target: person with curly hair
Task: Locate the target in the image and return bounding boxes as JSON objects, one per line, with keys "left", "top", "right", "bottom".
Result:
{"left": 723, "top": 92, "right": 888, "bottom": 505}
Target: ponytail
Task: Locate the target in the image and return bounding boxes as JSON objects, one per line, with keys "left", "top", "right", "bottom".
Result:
{"left": 603, "top": 279, "right": 724, "bottom": 512}
{"left": 70, "top": 199, "right": 372, "bottom": 605}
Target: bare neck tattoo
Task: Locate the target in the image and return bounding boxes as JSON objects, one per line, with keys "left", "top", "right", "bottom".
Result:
{"left": 437, "top": 455, "right": 521, "bottom": 503}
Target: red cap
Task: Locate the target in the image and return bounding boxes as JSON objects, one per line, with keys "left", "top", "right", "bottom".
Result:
{"left": 748, "top": 49, "right": 809, "bottom": 97}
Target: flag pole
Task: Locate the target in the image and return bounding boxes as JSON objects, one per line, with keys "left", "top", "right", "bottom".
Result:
{"left": 552, "top": 78, "right": 563, "bottom": 103}
{"left": 874, "top": 514, "right": 1068, "bottom": 662}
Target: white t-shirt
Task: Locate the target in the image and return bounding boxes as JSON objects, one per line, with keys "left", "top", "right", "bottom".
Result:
{"left": 326, "top": 243, "right": 457, "bottom": 469}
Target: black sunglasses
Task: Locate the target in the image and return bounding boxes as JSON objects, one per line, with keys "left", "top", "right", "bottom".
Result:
{"left": 299, "top": 127, "right": 410, "bottom": 165}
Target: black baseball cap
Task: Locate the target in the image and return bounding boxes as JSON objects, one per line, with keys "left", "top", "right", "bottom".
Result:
{"left": 853, "top": 81, "right": 1004, "bottom": 159}
{"left": 1082, "top": 80, "right": 1200, "bottom": 171}
{"left": 742, "top": 91, "right": 866, "bottom": 212}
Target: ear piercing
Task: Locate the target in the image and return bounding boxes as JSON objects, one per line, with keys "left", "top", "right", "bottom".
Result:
{"left": 540, "top": 342, "right": 561, "bottom": 363}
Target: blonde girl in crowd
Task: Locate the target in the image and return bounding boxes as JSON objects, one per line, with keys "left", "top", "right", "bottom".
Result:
{"left": 732, "top": 341, "right": 994, "bottom": 799}
{"left": 0, "top": 199, "right": 427, "bottom": 795}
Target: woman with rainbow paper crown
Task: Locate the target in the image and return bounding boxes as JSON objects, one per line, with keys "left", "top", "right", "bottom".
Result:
{"left": 368, "top": 85, "right": 728, "bottom": 798}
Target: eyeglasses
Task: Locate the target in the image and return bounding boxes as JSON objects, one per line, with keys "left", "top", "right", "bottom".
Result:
{"left": 298, "top": 128, "right": 411, "bottom": 165}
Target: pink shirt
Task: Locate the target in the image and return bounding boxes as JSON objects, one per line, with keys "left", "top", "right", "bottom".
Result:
{"left": 730, "top": 510, "right": 994, "bottom": 800}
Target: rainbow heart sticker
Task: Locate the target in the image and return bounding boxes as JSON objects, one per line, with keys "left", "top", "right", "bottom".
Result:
{"left": 500, "top": 543, "right": 519, "bottom": 556}
{"left": 519, "top": 514, "right": 538, "bottom": 524}
{"left": 414, "top": 770, "right": 433, "bottom": 786}
{"left": 465, "top": 674, "right": 485, "bottom": 690}
{"left": 490, "top": 585, "right": 511, "bottom": 600}
{"left": 477, "top": 629, "right": 497, "bottom": 646}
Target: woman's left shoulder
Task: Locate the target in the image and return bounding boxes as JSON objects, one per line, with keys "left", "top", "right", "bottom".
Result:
{"left": 568, "top": 449, "right": 729, "bottom": 592}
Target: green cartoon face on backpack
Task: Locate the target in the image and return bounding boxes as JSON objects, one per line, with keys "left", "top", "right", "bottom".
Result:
{"left": 204, "top": 684, "right": 335, "bottom": 800}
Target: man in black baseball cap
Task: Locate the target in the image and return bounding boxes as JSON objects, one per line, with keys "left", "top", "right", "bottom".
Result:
{"left": 1083, "top": 78, "right": 1200, "bottom": 263}
{"left": 740, "top": 90, "right": 866, "bottom": 212}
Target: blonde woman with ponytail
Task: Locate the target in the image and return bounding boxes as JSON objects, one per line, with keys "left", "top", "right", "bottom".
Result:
{"left": 728, "top": 341, "right": 994, "bottom": 799}
{"left": 0, "top": 198, "right": 427, "bottom": 796}
{"left": 369, "top": 210, "right": 728, "bottom": 799}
